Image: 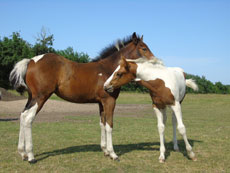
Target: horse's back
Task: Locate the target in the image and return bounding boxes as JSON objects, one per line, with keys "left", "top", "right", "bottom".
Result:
{"left": 139, "top": 64, "right": 186, "bottom": 101}
{"left": 26, "top": 53, "right": 108, "bottom": 103}
{"left": 26, "top": 53, "right": 70, "bottom": 95}
{"left": 167, "top": 67, "right": 186, "bottom": 101}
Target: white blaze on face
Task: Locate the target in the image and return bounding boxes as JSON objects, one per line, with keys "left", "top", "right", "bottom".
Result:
{"left": 104, "top": 65, "right": 120, "bottom": 87}
{"left": 32, "top": 54, "right": 45, "bottom": 63}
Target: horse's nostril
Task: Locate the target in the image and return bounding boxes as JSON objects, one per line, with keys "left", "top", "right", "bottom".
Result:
{"left": 104, "top": 85, "right": 113, "bottom": 93}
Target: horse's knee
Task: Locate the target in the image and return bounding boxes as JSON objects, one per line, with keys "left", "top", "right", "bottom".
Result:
{"left": 23, "top": 103, "right": 38, "bottom": 127}
{"left": 178, "top": 125, "right": 186, "bottom": 135}
{"left": 158, "top": 124, "right": 165, "bottom": 134}
{"left": 105, "top": 123, "right": 113, "bottom": 133}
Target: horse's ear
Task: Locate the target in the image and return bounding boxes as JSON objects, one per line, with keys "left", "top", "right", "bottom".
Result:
{"left": 141, "top": 35, "right": 143, "bottom": 41}
{"left": 121, "top": 54, "right": 126, "bottom": 60}
{"left": 132, "top": 32, "right": 138, "bottom": 45}
{"left": 120, "top": 55, "right": 129, "bottom": 71}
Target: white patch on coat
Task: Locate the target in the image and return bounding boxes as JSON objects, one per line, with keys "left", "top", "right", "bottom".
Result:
{"left": 20, "top": 103, "right": 38, "bottom": 161}
{"left": 98, "top": 73, "right": 103, "bottom": 76}
{"left": 104, "top": 66, "right": 120, "bottom": 87}
{"left": 32, "top": 54, "right": 45, "bottom": 63}
{"left": 105, "top": 122, "right": 118, "bottom": 159}
{"left": 135, "top": 61, "right": 186, "bottom": 101}
{"left": 127, "top": 56, "right": 163, "bottom": 65}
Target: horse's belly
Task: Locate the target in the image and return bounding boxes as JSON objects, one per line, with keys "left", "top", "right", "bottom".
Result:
{"left": 55, "top": 86, "right": 99, "bottom": 103}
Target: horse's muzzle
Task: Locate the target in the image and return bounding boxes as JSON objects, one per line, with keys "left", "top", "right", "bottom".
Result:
{"left": 104, "top": 85, "right": 114, "bottom": 93}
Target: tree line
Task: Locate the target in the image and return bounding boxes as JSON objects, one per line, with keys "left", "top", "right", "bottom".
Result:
{"left": 0, "top": 31, "right": 229, "bottom": 94}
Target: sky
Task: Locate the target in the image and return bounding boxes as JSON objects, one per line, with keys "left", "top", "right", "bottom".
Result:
{"left": 0, "top": 0, "right": 229, "bottom": 84}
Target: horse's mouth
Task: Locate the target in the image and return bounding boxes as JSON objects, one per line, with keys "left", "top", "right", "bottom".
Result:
{"left": 104, "top": 85, "right": 114, "bottom": 93}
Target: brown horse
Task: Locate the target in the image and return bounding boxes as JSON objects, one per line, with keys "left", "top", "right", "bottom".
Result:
{"left": 9, "top": 33, "right": 154, "bottom": 163}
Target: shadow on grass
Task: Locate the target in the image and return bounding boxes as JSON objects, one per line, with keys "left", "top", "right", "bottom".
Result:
{"left": 0, "top": 118, "right": 19, "bottom": 121}
{"left": 35, "top": 139, "right": 202, "bottom": 162}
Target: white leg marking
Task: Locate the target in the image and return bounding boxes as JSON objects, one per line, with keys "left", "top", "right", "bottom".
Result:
{"left": 154, "top": 107, "right": 166, "bottom": 163}
{"left": 18, "top": 111, "right": 27, "bottom": 160}
{"left": 172, "top": 112, "right": 179, "bottom": 151}
{"left": 100, "top": 120, "right": 109, "bottom": 155}
{"left": 170, "top": 102, "right": 196, "bottom": 160}
{"left": 32, "top": 54, "right": 45, "bottom": 63}
{"left": 105, "top": 123, "right": 118, "bottom": 160}
{"left": 162, "top": 109, "right": 167, "bottom": 144}
{"left": 22, "top": 103, "right": 38, "bottom": 162}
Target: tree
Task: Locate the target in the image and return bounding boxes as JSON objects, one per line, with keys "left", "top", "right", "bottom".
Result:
{"left": 56, "top": 47, "right": 90, "bottom": 63}
{"left": 32, "top": 26, "right": 55, "bottom": 55}
{"left": 0, "top": 32, "right": 33, "bottom": 88}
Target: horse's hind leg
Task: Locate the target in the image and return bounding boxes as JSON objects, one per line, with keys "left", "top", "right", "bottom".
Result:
{"left": 18, "top": 93, "right": 32, "bottom": 161}
{"left": 172, "top": 112, "right": 179, "bottom": 151}
{"left": 19, "top": 93, "right": 51, "bottom": 163}
{"left": 170, "top": 102, "right": 197, "bottom": 161}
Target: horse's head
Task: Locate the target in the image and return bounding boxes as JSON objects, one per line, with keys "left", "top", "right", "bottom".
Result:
{"left": 104, "top": 55, "right": 137, "bottom": 92}
{"left": 122, "top": 32, "right": 154, "bottom": 60}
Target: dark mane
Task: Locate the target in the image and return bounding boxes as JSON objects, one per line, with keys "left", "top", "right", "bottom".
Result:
{"left": 91, "top": 34, "right": 141, "bottom": 62}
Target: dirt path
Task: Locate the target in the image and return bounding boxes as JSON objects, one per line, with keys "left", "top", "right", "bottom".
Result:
{"left": 0, "top": 99, "right": 150, "bottom": 122}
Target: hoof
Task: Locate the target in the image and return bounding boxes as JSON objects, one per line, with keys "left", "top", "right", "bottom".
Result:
{"left": 159, "top": 159, "right": 165, "bottom": 163}
{"left": 29, "top": 159, "right": 37, "bottom": 164}
{"left": 174, "top": 148, "right": 179, "bottom": 152}
{"left": 109, "top": 152, "right": 119, "bottom": 161}
{"left": 104, "top": 152, "right": 110, "bottom": 157}
{"left": 112, "top": 157, "right": 120, "bottom": 162}
{"left": 22, "top": 156, "right": 28, "bottom": 161}
{"left": 191, "top": 157, "right": 197, "bottom": 161}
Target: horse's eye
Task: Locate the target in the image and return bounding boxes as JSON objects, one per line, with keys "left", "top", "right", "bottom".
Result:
{"left": 117, "top": 73, "right": 123, "bottom": 77}
{"left": 142, "top": 48, "right": 147, "bottom": 52}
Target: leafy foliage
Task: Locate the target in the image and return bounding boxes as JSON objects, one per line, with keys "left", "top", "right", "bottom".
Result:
{"left": 0, "top": 31, "right": 229, "bottom": 94}
{"left": 32, "top": 27, "right": 55, "bottom": 55}
{"left": 121, "top": 74, "right": 230, "bottom": 94}
{"left": 185, "top": 74, "right": 230, "bottom": 94}
{"left": 56, "top": 47, "right": 90, "bottom": 63}
{"left": 0, "top": 32, "right": 33, "bottom": 88}
{"left": 0, "top": 31, "right": 90, "bottom": 89}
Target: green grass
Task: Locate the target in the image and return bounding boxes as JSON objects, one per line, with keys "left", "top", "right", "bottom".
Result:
{"left": 117, "top": 92, "right": 153, "bottom": 104}
{"left": 1, "top": 94, "right": 230, "bottom": 172}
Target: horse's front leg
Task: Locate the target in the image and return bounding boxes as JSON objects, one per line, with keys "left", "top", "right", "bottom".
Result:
{"left": 103, "top": 98, "right": 118, "bottom": 160}
{"left": 99, "top": 103, "right": 109, "bottom": 156}
{"left": 153, "top": 106, "right": 166, "bottom": 163}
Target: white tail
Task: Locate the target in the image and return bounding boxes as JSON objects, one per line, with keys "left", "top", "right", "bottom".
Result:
{"left": 186, "top": 79, "right": 199, "bottom": 91}
{"left": 9, "top": 59, "right": 31, "bottom": 93}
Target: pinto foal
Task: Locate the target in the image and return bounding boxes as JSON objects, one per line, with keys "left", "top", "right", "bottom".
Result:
{"left": 104, "top": 56, "right": 198, "bottom": 163}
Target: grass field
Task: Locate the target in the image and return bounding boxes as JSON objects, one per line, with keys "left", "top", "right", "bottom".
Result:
{"left": 1, "top": 93, "right": 230, "bottom": 172}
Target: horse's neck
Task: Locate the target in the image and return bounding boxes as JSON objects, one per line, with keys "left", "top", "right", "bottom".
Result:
{"left": 137, "top": 63, "right": 165, "bottom": 78}
{"left": 99, "top": 53, "right": 121, "bottom": 74}
{"left": 119, "top": 44, "right": 135, "bottom": 59}
{"left": 136, "top": 63, "right": 167, "bottom": 81}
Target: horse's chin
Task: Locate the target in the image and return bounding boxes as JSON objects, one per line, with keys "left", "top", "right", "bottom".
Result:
{"left": 104, "top": 85, "right": 114, "bottom": 93}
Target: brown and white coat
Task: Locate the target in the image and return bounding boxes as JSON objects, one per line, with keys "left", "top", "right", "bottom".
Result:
{"left": 104, "top": 57, "right": 198, "bottom": 162}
